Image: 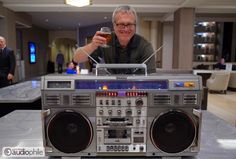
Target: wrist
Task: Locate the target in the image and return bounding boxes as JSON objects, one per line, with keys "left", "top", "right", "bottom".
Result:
{"left": 89, "top": 42, "right": 98, "bottom": 51}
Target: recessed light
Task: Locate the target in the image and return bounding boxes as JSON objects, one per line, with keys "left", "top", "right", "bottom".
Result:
{"left": 65, "top": 0, "right": 92, "bottom": 7}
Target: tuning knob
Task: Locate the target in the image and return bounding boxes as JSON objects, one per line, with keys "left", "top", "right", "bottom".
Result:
{"left": 126, "top": 109, "right": 132, "bottom": 115}
{"left": 127, "top": 100, "right": 131, "bottom": 105}
{"left": 137, "top": 110, "right": 141, "bottom": 115}
{"left": 99, "top": 110, "right": 104, "bottom": 115}
{"left": 135, "top": 98, "right": 143, "bottom": 106}
{"left": 136, "top": 119, "right": 140, "bottom": 124}
{"left": 117, "top": 110, "right": 121, "bottom": 115}
{"left": 108, "top": 110, "right": 112, "bottom": 115}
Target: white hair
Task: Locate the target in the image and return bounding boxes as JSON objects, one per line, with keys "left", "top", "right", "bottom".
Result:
{"left": 112, "top": 5, "right": 137, "bottom": 24}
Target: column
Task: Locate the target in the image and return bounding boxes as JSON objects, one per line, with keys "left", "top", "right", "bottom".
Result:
{"left": 173, "top": 8, "right": 195, "bottom": 69}
{"left": 150, "top": 21, "right": 157, "bottom": 50}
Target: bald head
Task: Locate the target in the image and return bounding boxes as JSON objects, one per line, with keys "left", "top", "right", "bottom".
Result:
{"left": 0, "top": 36, "right": 6, "bottom": 49}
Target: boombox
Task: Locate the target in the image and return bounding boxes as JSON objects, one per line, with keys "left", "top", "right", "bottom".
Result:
{"left": 41, "top": 74, "right": 202, "bottom": 158}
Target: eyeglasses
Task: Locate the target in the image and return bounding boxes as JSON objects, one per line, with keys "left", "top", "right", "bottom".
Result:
{"left": 115, "top": 23, "right": 136, "bottom": 29}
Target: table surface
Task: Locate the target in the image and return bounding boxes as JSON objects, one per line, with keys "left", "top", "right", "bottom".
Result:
{"left": 0, "top": 110, "right": 236, "bottom": 159}
{"left": 0, "top": 80, "right": 41, "bottom": 103}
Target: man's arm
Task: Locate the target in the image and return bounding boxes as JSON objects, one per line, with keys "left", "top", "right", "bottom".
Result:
{"left": 73, "top": 31, "right": 107, "bottom": 63}
{"left": 9, "top": 50, "right": 16, "bottom": 75}
{"left": 7, "top": 49, "right": 16, "bottom": 81}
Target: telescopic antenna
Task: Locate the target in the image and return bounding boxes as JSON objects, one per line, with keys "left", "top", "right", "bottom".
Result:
{"left": 142, "top": 45, "right": 163, "bottom": 64}
{"left": 133, "top": 45, "right": 163, "bottom": 73}
{"left": 78, "top": 47, "right": 111, "bottom": 75}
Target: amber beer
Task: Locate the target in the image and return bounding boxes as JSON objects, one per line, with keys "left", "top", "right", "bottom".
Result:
{"left": 99, "top": 32, "right": 112, "bottom": 43}
{"left": 100, "top": 27, "right": 111, "bottom": 47}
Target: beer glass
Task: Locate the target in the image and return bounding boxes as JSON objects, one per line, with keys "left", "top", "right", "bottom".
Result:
{"left": 99, "top": 27, "right": 112, "bottom": 48}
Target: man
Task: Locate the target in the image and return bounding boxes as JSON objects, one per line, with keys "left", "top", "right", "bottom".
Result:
{"left": 56, "top": 50, "right": 64, "bottom": 73}
{"left": 73, "top": 5, "right": 156, "bottom": 74}
{"left": 0, "top": 36, "right": 16, "bottom": 88}
{"left": 214, "top": 57, "right": 226, "bottom": 70}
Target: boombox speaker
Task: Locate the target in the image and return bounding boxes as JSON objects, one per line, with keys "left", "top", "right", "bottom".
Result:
{"left": 41, "top": 91, "right": 96, "bottom": 157}
{"left": 146, "top": 91, "right": 202, "bottom": 157}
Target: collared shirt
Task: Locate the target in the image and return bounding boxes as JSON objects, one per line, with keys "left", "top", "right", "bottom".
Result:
{"left": 91, "top": 32, "right": 156, "bottom": 74}
{"left": 0, "top": 47, "right": 5, "bottom": 54}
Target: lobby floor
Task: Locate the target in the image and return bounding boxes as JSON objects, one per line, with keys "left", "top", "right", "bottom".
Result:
{"left": 207, "top": 90, "right": 236, "bottom": 127}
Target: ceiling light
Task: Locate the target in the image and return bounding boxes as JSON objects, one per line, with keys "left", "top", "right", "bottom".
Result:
{"left": 65, "top": 0, "right": 92, "bottom": 7}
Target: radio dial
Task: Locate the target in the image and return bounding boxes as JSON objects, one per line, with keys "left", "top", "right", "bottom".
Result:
{"left": 99, "top": 110, "right": 104, "bottom": 115}
{"left": 137, "top": 110, "right": 141, "bottom": 115}
{"left": 108, "top": 110, "right": 112, "bottom": 115}
{"left": 139, "top": 146, "right": 144, "bottom": 151}
{"left": 117, "top": 110, "right": 121, "bottom": 115}
{"left": 136, "top": 119, "right": 140, "bottom": 124}
{"left": 135, "top": 98, "right": 143, "bottom": 106}
{"left": 127, "top": 100, "right": 131, "bottom": 105}
{"left": 126, "top": 109, "right": 132, "bottom": 115}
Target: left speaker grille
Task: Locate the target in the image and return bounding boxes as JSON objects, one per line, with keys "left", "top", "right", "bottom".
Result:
{"left": 47, "top": 111, "right": 93, "bottom": 153}
{"left": 45, "top": 95, "right": 60, "bottom": 105}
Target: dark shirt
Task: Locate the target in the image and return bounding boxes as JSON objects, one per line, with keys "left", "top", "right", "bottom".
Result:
{"left": 91, "top": 32, "right": 156, "bottom": 74}
{"left": 0, "top": 47, "right": 16, "bottom": 78}
{"left": 214, "top": 62, "right": 226, "bottom": 70}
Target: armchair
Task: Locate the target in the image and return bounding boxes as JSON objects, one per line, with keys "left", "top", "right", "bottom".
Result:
{"left": 206, "top": 72, "right": 230, "bottom": 94}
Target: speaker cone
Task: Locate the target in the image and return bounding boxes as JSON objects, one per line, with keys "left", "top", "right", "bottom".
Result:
{"left": 150, "top": 110, "right": 196, "bottom": 153}
{"left": 47, "top": 111, "right": 93, "bottom": 153}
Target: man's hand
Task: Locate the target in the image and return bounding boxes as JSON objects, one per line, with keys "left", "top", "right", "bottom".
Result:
{"left": 91, "top": 31, "right": 107, "bottom": 49}
{"left": 7, "top": 73, "right": 14, "bottom": 80}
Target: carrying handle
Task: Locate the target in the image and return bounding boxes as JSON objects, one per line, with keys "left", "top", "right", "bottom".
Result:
{"left": 95, "top": 63, "right": 147, "bottom": 76}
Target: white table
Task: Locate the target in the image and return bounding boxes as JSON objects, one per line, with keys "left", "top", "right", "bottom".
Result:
{"left": 0, "top": 80, "right": 41, "bottom": 103}
{"left": 0, "top": 110, "right": 236, "bottom": 159}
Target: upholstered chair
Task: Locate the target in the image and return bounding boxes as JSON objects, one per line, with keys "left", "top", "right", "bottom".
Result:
{"left": 206, "top": 72, "right": 230, "bottom": 94}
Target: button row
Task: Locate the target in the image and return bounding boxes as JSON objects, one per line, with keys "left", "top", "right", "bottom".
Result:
{"left": 106, "top": 145, "right": 129, "bottom": 152}
{"left": 98, "top": 109, "right": 142, "bottom": 116}
{"left": 99, "top": 99, "right": 121, "bottom": 106}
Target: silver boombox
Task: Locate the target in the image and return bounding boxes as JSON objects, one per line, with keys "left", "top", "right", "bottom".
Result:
{"left": 41, "top": 72, "right": 202, "bottom": 158}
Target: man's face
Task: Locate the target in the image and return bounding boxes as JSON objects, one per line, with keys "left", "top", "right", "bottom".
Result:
{"left": 0, "top": 37, "right": 6, "bottom": 49}
{"left": 113, "top": 12, "right": 136, "bottom": 47}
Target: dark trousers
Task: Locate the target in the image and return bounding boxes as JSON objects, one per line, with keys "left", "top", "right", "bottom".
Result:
{"left": 58, "top": 64, "right": 63, "bottom": 73}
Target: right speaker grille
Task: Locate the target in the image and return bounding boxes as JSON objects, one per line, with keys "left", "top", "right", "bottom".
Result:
{"left": 150, "top": 110, "right": 196, "bottom": 153}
